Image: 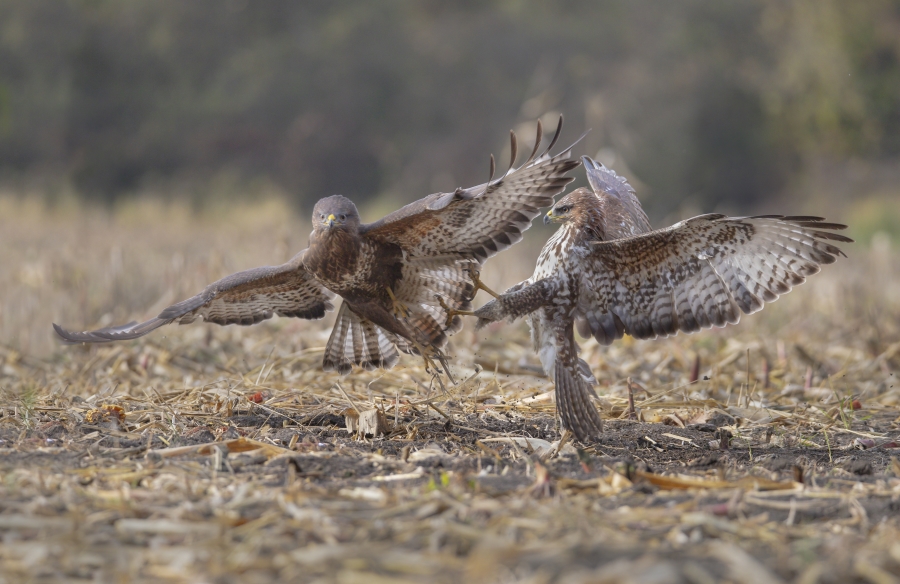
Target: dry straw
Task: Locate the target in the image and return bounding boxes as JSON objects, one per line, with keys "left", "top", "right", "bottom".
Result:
{"left": 0, "top": 197, "right": 898, "bottom": 582}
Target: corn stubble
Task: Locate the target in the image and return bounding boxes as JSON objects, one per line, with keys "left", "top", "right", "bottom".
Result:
{"left": 0, "top": 197, "right": 898, "bottom": 582}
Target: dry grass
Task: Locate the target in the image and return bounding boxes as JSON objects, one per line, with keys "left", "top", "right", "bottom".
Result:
{"left": 1, "top": 195, "right": 899, "bottom": 583}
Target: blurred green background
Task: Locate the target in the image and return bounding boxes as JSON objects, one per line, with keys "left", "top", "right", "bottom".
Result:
{"left": 0, "top": 0, "right": 898, "bottom": 235}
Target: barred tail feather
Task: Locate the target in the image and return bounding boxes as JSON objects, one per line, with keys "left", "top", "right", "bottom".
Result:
{"left": 323, "top": 303, "right": 401, "bottom": 374}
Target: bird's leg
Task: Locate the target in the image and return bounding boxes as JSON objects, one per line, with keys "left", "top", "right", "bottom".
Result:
{"left": 430, "top": 367, "right": 448, "bottom": 395}
{"left": 407, "top": 336, "right": 456, "bottom": 389}
{"left": 467, "top": 265, "right": 500, "bottom": 299}
{"left": 435, "top": 266, "right": 501, "bottom": 328}
{"left": 407, "top": 336, "right": 440, "bottom": 373}
{"left": 386, "top": 287, "right": 409, "bottom": 318}
{"left": 434, "top": 349, "right": 456, "bottom": 385}
{"left": 436, "top": 295, "right": 475, "bottom": 328}
{"left": 386, "top": 292, "right": 453, "bottom": 388}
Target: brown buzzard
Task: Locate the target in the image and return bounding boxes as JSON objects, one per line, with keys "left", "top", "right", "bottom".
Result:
{"left": 55, "top": 118, "right": 581, "bottom": 377}
{"left": 474, "top": 156, "right": 852, "bottom": 441}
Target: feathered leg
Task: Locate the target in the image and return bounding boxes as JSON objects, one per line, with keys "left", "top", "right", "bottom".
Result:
{"left": 474, "top": 278, "right": 557, "bottom": 329}
{"left": 552, "top": 317, "right": 603, "bottom": 442}
{"left": 554, "top": 360, "right": 603, "bottom": 441}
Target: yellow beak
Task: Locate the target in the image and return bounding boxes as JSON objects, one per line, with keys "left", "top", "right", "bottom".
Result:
{"left": 325, "top": 213, "right": 336, "bottom": 227}
{"left": 543, "top": 209, "right": 554, "bottom": 225}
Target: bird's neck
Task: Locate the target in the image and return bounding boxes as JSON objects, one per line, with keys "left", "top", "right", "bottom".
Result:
{"left": 310, "top": 226, "right": 359, "bottom": 248}
{"left": 306, "top": 228, "right": 361, "bottom": 280}
{"left": 573, "top": 205, "right": 607, "bottom": 242}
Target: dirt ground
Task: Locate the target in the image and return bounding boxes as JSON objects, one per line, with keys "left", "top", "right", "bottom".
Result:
{"left": 0, "top": 199, "right": 898, "bottom": 583}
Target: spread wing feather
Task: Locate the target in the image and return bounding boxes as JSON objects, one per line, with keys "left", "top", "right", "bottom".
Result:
{"left": 392, "top": 256, "right": 476, "bottom": 345}
{"left": 579, "top": 215, "right": 852, "bottom": 345}
{"left": 582, "top": 156, "right": 651, "bottom": 236}
{"left": 361, "top": 116, "right": 581, "bottom": 262}
{"left": 53, "top": 250, "right": 334, "bottom": 343}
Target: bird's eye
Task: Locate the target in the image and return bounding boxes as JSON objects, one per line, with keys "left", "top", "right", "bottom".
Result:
{"left": 558, "top": 206, "right": 569, "bottom": 213}
{"left": 339, "top": 214, "right": 346, "bottom": 221}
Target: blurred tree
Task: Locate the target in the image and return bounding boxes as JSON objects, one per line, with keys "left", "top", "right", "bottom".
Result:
{"left": 0, "top": 0, "right": 897, "bottom": 213}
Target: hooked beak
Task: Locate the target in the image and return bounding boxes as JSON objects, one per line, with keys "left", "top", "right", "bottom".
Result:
{"left": 324, "top": 213, "right": 336, "bottom": 228}
{"left": 543, "top": 209, "right": 554, "bottom": 225}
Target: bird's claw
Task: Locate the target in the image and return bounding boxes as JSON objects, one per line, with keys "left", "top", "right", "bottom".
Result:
{"left": 436, "top": 294, "right": 474, "bottom": 328}
{"left": 466, "top": 265, "right": 500, "bottom": 299}
{"left": 409, "top": 338, "right": 455, "bottom": 391}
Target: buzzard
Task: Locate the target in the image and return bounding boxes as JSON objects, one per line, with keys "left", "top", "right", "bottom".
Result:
{"left": 474, "top": 156, "right": 852, "bottom": 441}
{"left": 54, "top": 118, "right": 581, "bottom": 378}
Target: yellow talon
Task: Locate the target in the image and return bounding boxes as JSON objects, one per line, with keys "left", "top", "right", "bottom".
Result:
{"left": 407, "top": 337, "right": 455, "bottom": 389}
{"left": 467, "top": 265, "right": 500, "bottom": 299}
{"left": 436, "top": 295, "right": 475, "bottom": 328}
{"left": 386, "top": 287, "right": 409, "bottom": 318}
{"left": 434, "top": 266, "right": 497, "bottom": 328}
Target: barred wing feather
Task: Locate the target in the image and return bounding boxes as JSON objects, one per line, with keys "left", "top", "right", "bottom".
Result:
{"left": 579, "top": 215, "right": 852, "bottom": 345}
{"left": 53, "top": 250, "right": 334, "bottom": 343}
{"left": 362, "top": 117, "right": 581, "bottom": 262}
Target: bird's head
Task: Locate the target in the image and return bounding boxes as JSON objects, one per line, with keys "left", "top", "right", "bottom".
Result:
{"left": 544, "top": 190, "right": 588, "bottom": 225}
{"left": 312, "top": 195, "right": 361, "bottom": 234}
{"left": 544, "top": 188, "right": 608, "bottom": 240}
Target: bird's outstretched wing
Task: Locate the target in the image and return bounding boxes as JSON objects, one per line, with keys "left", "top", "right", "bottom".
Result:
{"left": 361, "top": 116, "right": 581, "bottom": 261}
{"left": 53, "top": 250, "right": 334, "bottom": 343}
{"left": 578, "top": 215, "right": 852, "bottom": 344}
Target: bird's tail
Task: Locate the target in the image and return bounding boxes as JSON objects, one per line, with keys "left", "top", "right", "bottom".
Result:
{"left": 554, "top": 359, "right": 603, "bottom": 442}
{"left": 323, "top": 303, "right": 409, "bottom": 374}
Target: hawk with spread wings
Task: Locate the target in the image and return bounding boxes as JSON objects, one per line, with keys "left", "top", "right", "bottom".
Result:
{"left": 55, "top": 118, "right": 580, "bottom": 377}
{"left": 474, "top": 156, "right": 852, "bottom": 441}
